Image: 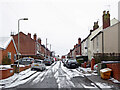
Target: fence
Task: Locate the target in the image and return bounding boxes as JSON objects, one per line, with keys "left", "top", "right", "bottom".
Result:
{"left": 93, "top": 53, "right": 120, "bottom": 63}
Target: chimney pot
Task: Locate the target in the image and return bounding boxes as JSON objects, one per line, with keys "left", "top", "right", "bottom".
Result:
{"left": 93, "top": 21, "right": 99, "bottom": 30}
{"left": 33, "top": 33, "right": 37, "bottom": 41}
{"left": 28, "top": 33, "right": 31, "bottom": 38}
{"left": 78, "top": 38, "right": 81, "bottom": 45}
{"left": 103, "top": 10, "right": 110, "bottom": 29}
{"left": 38, "top": 38, "right": 41, "bottom": 44}
{"left": 103, "top": 10, "right": 106, "bottom": 14}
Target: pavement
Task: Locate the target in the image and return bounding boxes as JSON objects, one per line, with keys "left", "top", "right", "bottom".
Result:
{"left": 81, "top": 68, "right": 120, "bottom": 90}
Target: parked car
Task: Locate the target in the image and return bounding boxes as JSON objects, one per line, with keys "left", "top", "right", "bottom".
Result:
{"left": 14, "top": 57, "right": 34, "bottom": 65}
{"left": 31, "top": 59, "right": 46, "bottom": 71}
{"left": 63, "top": 59, "right": 68, "bottom": 66}
{"left": 62, "top": 59, "right": 66, "bottom": 63}
{"left": 44, "top": 58, "right": 52, "bottom": 65}
{"left": 51, "top": 58, "right": 54, "bottom": 63}
{"left": 66, "top": 59, "right": 79, "bottom": 68}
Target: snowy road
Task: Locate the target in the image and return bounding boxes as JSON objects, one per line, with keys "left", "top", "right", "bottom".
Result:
{"left": 0, "top": 61, "right": 115, "bottom": 89}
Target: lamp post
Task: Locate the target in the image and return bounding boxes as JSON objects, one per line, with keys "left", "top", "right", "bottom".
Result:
{"left": 18, "top": 18, "right": 28, "bottom": 73}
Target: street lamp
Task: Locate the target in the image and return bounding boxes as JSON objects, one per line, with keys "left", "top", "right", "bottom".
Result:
{"left": 18, "top": 18, "right": 28, "bottom": 73}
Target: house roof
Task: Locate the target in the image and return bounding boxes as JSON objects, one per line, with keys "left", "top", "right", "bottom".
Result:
{"left": 0, "top": 37, "right": 17, "bottom": 52}
{"left": 90, "top": 18, "right": 120, "bottom": 41}
{"left": 13, "top": 32, "right": 36, "bottom": 55}
{"left": 0, "top": 37, "right": 11, "bottom": 49}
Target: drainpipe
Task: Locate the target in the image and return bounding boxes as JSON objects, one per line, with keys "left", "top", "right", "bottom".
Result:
{"left": 102, "top": 31, "right": 104, "bottom": 59}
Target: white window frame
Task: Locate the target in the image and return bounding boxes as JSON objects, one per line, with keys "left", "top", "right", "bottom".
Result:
{"left": 14, "top": 54, "right": 16, "bottom": 60}
{"left": 8, "top": 52, "right": 11, "bottom": 59}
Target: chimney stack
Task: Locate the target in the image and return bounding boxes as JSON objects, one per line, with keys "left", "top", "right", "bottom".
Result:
{"left": 78, "top": 38, "right": 81, "bottom": 45}
{"left": 103, "top": 10, "right": 110, "bottom": 29}
{"left": 38, "top": 38, "right": 41, "bottom": 45}
{"left": 33, "top": 33, "right": 37, "bottom": 41}
{"left": 28, "top": 33, "right": 31, "bottom": 38}
{"left": 74, "top": 45, "right": 76, "bottom": 48}
{"left": 93, "top": 21, "right": 99, "bottom": 30}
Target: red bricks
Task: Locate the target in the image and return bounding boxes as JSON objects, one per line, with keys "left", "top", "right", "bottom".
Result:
{"left": 19, "top": 65, "right": 31, "bottom": 72}
{"left": 13, "top": 32, "right": 36, "bottom": 56}
{"left": 106, "top": 63, "right": 120, "bottom": 81}
{"left": 91, "top": 58, "right": 95, "bottom": 70}
{"left": 0, "top": 68, "right": 14, "bottom": 80}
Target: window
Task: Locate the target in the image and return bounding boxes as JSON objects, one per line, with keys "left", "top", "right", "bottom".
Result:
{"left": 14, "top": 54, "right": 16, "bottom": 60}
{"left": 8, "top": 52, "right": 11, "bottom": 59}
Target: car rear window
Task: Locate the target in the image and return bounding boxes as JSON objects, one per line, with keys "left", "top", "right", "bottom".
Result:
{"left": 34, "top": 60, "right": 41, "bottom": 64}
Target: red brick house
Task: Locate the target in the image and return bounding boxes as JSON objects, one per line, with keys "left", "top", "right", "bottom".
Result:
{"left": 37, "top": 39, "right": 51, "bottom": 59}
{"left": 12, "top": 32, "right": 51, "bottom": 59}
{"left": 12, "top": 32, "right": 36, "bottom": 57}
{"left": 0, "top": 37, "right": 17, "bottom": 64}
{"left": 67, "top": 38, "right": 82, "bottom": 59}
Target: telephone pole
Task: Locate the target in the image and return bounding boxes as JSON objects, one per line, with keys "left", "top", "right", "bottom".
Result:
{"left": 45, "top": 38, "right": 47, "bottom": 59}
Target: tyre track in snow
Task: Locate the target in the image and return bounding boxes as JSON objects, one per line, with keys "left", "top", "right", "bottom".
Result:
{"left": 30, "top": 62, "right": 57, "bottom": 85}
{"left": 55, "top": 61, "right": 76, "bottom": 88}
{"left": 76, "top": 67, "right": 102, "bottom": 90}
{"left": 3, "top": 62, "right": 57, "bottom": 89}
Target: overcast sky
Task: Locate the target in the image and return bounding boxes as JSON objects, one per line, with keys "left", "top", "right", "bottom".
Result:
{"left": 0, "top": 0, "right": 119, "bottom": 56}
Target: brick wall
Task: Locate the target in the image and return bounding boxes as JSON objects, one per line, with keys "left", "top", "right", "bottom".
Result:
{"left": 106, "top": 63, "right": 120, "bottom": 81}
{"left": 2, "top": 40, "right": 17, "bottom": 64}
{"left": 0, "top": 68, "right": 14, "bottom": 80}
{"left": 13, "top": 32, "right": 35, "bottom": 55}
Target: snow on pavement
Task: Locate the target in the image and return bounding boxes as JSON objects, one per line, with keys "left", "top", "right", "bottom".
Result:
{"left": 109, "top": 78, "right": 120, "bottom": 84}
{"left": 5, "top": 72, "right": 40, "bottom": 88}
{"left": 0, "top": 68, "right": 38, "bottom": 88}
{"left": 96, "top": 83, "right": 113, "bottom": 88}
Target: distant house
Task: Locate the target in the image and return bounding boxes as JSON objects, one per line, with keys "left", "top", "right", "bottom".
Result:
{"left": 67, "top": 38, "right": 82, "bottom": 59}
{"left": 0, "top": 37, "right": 17, "bottom": 64}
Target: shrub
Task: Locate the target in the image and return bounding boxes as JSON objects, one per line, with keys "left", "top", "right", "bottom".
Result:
{"left": 2, "top": 56, "right": 11, "bottom": 65}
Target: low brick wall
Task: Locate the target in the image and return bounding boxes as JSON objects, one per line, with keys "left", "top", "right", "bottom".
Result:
{"left": 0, "top": 64, "right": 31, "bottom": 80}
{"left": 19, "top": 66, "right": 26, "bottom": 72}
{"left": 19, "top": 64, "right": 31, "bottom": 72}
{"left": 0, "top": 68, "right": 14, "bottom": 80}
{"left": 106, "top": 63, "right": 120, "bottom": 81}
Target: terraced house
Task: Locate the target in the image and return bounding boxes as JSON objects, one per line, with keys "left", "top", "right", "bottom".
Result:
{"left": 81, "top": 11, "right": 119, "bottom": 61}
{"left": 0, "top": 32, "right": 51, "bottom": 64}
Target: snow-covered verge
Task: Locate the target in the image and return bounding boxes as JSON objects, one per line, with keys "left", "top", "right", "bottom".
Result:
{"left": 0, "top": 65, "right": 11, "bottom": 70}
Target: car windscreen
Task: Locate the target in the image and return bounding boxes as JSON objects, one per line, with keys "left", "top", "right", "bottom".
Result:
{"left": 44, "top": 59, "right": 50, "bottom": 61}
